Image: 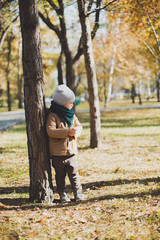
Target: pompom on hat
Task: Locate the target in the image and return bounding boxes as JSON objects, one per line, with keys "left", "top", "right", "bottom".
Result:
{"left": 53, "top": 84, "right": 75, "bottom": 106}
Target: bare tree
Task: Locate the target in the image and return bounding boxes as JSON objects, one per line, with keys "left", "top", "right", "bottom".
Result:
{"left": 19, "top": 0, "right": 54, "bottom": 203}
{"left": 38, "top": 0, "right": 102, "bottom": 90}
{"left": 77, "top": 0, "right": 101, "bottom": 148}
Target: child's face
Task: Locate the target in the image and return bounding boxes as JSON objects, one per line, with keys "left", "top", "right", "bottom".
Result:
{"left": 64, "top": 102, "right": 74, "bottom": 110}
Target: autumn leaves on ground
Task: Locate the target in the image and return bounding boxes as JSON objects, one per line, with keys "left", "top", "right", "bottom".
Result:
{"left": 0, "top": 108, "right": 160, "bottom": 240}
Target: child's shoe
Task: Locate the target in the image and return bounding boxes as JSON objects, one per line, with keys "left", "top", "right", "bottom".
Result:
{"left": 74, "top": 190, "right": 85, "bottom": 201}
{"left": 60, "top": 192, "right": 71, "bottom": 203}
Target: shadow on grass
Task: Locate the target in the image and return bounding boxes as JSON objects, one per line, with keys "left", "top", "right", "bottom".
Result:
{"left": 0, "top": 186, "right": 29, "bottom": 194}
{"left": 0, "top": 147, "right": 5, "bottom": 153}
{"left": 81, "top": 177, "right": 160, "bottom": 190}
{"left": 0, "top": 177, "right": 160, "bottom": 210}
{"left": 0, "top": 146, "right": 27, "bottom": 154}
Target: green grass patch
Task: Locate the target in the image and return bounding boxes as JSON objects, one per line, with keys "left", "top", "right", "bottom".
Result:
{"left": 0, "top": 109, "right": 160, "bottom": 239}
{"left": 75, "top": 98, "right": 160, "bottom": 111}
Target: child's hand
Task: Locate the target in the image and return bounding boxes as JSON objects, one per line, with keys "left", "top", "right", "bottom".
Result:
{"left": 68, "top": 127, "right": 76, "bottom": 137}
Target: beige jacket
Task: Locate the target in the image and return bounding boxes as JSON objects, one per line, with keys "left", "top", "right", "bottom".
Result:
{"left": 46, "top": 112, "right": 82, "bottom": 156}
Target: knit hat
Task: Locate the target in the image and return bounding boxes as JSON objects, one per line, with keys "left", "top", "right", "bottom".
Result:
{"left": 53, "top": 84, "right": 75, "bottom": 106}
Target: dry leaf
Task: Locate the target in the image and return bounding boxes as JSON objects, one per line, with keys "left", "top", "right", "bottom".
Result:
{"left": 77, "top": 218, "right": 87, "bottom": 223}
{"left": 114, "top": 167, "right": 120, "bottom": 173}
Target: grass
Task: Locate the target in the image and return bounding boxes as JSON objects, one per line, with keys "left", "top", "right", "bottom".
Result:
{"left": 0, "top": 100, "right": 22, "bottom": 113}
{"left": 76, "top": 97, "right": 160, "bottom": 111}
{"left": 0, "top": 108, "right": 160, "bottom": 239}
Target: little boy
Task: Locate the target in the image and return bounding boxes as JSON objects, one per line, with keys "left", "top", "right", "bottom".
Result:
{"left": 46, "top": 84, "right": 84, "bottom": 203}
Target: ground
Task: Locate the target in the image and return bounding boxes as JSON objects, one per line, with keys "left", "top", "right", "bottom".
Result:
{"left": 0, "top": 108, "right": 160, "bottom": 240}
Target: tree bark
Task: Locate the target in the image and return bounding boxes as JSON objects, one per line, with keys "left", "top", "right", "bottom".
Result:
{"left": 138, "top": 80, "right": 142, "bottom": 105}
{"left": 146, "top": 80, "right": 151, "bottom": 100}
{"left": 57, "top": 0, "right": 76, "bottom": 90}
{"left": 19, "top": 0, "right": 54, "bottom": 203}
{"left": 131, "top": 83, "right": 136, "bottom": 103}
{"left": 17, "top": 35, "right": 23, "bottom": 108}
{"left": 103, "top": 74, "right": 107, "bottom": 107}
{"left": 156, "top": 73, "right": 160, "bottom": 102}
{"left": 57, "top": 49, "right": 64, "bottom": 85}
{"left": 105, "top": 16, "right": 120, "bottom": 108}
{"left": 6, "top": 34, "right": 12, "bottom": 112}
{"left": 77, "top": 0, "right": 101, "bottom": 148}
{"left": 105, "top": 49, "right": 116, "bottom": 108}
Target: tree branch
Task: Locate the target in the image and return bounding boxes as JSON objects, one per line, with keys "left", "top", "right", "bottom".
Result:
{"left": 0, "top": 16, "right": 18, "bottom": 51}
{"left": 56, "top": 0, "right": 72, "bottom": 60}
{"left": 91, "top": 0, "right": 101, "bottom": 39}
{"left": 73, "top": 36, "right": 83, "bottom": 63}
{"left": 45, "top": 0, "right": 59, "bottom": 13}
{"left": 87, "top": 0, "right": 118, "bottom": 16}
{"left": 142, "top": 38, "right": 160, "bottom": 62}
{"left": 87, "top": 0, "right": 94, "bottom": 12}
{"left": 38, "top": 11, "right": 60, "bottom": 37}
{"left": 0, "top": 0, "right": 13, "bottom": 10}
{"left": 73, "top": 0, "right": 102, "bottom": 63}
{"left": 136, "top": 0, "right": 160, "bottom": 53}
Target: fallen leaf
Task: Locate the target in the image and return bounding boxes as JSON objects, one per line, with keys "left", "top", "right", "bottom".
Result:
{"left": 91, "top": 215, "right": 97, "bottom": 222}
{"left": 114, "top": 167, "right": 120, "bottom": 173}
{"left": 77, "top": 218, "right": 87, "bottom": 223}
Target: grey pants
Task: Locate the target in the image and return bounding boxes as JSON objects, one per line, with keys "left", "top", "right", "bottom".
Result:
{"left": 52, "top": 155, "right": 82, "bottom": 195}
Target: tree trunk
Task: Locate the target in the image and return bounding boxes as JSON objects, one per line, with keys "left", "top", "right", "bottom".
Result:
{"left": 156, "top": 72, "right": 160, "bottom": 102}
{"left": 131, "top": 83, "right": 136, "bottom": 103}
{"left": 146, "top": 80, "right": 151, "bottom": 100}
{"left": 138, "top": 80, "right": 142, "bottom": 105}
{"left": 105, "top": 50, "right": 116, "bottom": 108}
{"left": 138, "top": 94, "right": 142, "bottom": 105}
{"left": 17, "top": 35, "right": 23, "bottom": 108}
{"left": 103, "top": 74, "right": 107, "bottom": 107}
{"left": 57, "top": 49, "right": 64, "bottom": 85}
{"left": 18, "top": 74, "right": 23, "bottom": 109}
{"left": 58, "top": 0, "right": 76, "bottom": 91}
{"left": 65, "top": 55, "right": 76, "bottom": 91}
{"left": 6, "top": 34, "right": 12, "bottom": 112}
{"left": 105, "top": 17, "right": 120, "bottom": 108}
{"left": 77, "top": 0, "right": 101, "bottom": 148}
{"left": 19, "top": 0, "right": 54, "bottom": 203}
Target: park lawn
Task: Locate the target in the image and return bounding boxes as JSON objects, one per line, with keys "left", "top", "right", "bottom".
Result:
{"left": 0, "top": 108, "right": 160, "bottom": 240}
{"left": 76, "top": 98, "right": 160, "bottom": 111}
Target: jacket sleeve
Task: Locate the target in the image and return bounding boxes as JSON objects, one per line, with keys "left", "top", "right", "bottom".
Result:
{"left": 46, "top": 113, "right": 69, "bottom": 139}
{"left": 74, "top": 115, "right": 82, "bottom": 138}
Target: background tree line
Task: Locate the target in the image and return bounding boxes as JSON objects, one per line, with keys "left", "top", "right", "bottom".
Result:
{"left": 0, "top": 0, "right": 159, "bottom": 110}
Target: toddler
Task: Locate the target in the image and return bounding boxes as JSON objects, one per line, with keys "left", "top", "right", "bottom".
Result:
{"left": 46, "top": 84, "right": 84, "bottom": 203}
